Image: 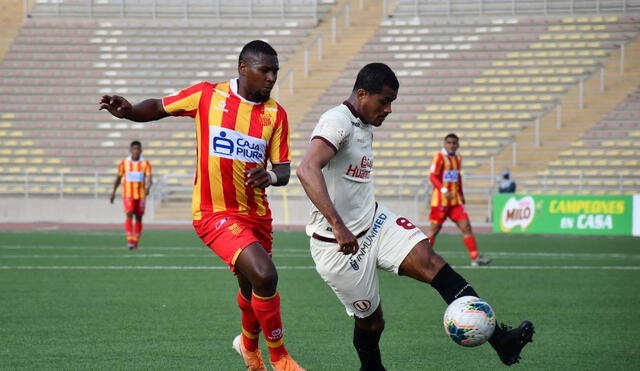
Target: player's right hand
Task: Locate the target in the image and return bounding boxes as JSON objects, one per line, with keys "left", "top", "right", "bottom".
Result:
{"left": 444, "top": 192, "right": 454, "bottom": 201}
{"left": 99, "top": 95, "right": 132, "bottom": 119}
{"left": 109, "top": 193, "right": 115, "bottom": 204}
{"left": 333, "top": 224, "right": 359, "bottom": 255}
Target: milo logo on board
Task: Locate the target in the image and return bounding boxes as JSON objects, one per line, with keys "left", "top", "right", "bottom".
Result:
{"left": 500, "top": 196, "right": 535, "bottom": 232}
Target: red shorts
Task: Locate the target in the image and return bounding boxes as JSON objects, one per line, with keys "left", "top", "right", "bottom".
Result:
{"left": 123, "top": 198, "right": 145, "bottom": 216}
{"left": 429, "top": 204, "right": 469, "bottom": 225}
{"left": 193, "top": 212, "right": 273, "bottom": 273}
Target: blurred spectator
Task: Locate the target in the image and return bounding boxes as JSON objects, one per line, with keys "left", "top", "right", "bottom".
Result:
{"left": 498, "top": 169, "right": 516, "bottom": 193}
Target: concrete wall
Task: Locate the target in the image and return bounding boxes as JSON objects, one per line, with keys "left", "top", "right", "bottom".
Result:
{"left": 0, "top": 197, "right": 155, "bottom": 224}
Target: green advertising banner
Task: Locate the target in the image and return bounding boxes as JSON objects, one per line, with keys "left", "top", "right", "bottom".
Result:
{"left": 492, "top": 194, "right": 634, "bottom": 235}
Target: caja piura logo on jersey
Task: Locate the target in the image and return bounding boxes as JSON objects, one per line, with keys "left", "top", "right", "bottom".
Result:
{"left": 209, "top": 126, "right": 267, "bottom": 163}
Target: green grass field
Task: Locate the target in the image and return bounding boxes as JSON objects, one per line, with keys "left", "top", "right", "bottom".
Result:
{"left": 1, "top": 229, "right": 639, "bottom": 370}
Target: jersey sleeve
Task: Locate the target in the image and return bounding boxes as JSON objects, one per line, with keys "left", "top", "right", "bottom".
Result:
{"left": 269, "top": 106, "right": 291, "bottom": 164}
{"left": 310, "top": 111, "right": 352, "bottom": 153}
{"left": 161, "top": 82, "right": 205, "bottom": 117}
{"left": 429, "top": 153, "right": 443, "bottom": 189}
{"left": 117, "top": 160, "right": 125, "bottom": 177}
{"left": 144, "top": 161, "right": 152, "bottom": 176}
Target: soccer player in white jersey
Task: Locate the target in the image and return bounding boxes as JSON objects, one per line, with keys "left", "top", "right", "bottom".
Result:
{"left": 296, "top": 63, "right": 534, "bottom": 370}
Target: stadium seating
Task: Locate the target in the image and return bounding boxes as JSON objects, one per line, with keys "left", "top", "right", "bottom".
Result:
{"left": 522, "top": 86, "right": 640, "bottom": 194}
{"left": 0, "top": 3, "right": 639, "bottom": 223}
{"left": 0, "top": 12, "right": 326, "bottom": 196}
{"left": 290, "top": 13, "right": 640, "bottom": 202}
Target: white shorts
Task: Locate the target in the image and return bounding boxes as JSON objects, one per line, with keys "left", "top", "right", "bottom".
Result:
{"left": 309, "top": 203, "right": 427, "bottom": 318}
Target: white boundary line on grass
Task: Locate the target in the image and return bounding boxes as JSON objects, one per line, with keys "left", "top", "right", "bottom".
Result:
{"left": 1, "top": 252, "right": 638, "bottom": 260}
{"left": 0, "top": 265, "right": 639, "bottom": 271}
{"left": 2, "top": 247, "right": 640, "bottom": 260}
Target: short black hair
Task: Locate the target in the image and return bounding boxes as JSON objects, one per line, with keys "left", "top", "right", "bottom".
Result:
{"left": 352, "top": 63, "right": 399, "bottom": 94}
{"left": 239, "top": 40, "right": 278, "bottom": 64}
{"left": 130, "top": 140, "right": 142, "bottom": 147}
{"left": 444, "top": 133, "right": 459, "bottom": 141}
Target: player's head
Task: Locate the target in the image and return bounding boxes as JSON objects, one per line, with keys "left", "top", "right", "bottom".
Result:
{"left": 443, "top": 133, "right": 459, "bottom": 155}
{"left": 502, "top": 169, "right": 510, "bottom": 180}
{"left": 238, "top": 40, "right": 279, "bottom": 103}
{"left": 351, "top": 63, "right": 399, "bottom": 127}
{"left": 130, "top": 140, "right": 142, "bottom": 160}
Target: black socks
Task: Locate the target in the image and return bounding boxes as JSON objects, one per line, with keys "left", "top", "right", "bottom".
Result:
{"left": 353, "top": 325, "right": 386, "bottom": 371}
{"left": 430, "top": 263, "right": 479, "bottom": 304}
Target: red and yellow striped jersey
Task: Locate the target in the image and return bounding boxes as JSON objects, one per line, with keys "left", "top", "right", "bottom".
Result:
{"left": 429, "top": 150, "right": 464, "bottom": 207}
{"left": 118, "top": 157, "right": 152, "bottom": 200}
{"left": 162, "top": 80, "right": 291, "bottom": 221}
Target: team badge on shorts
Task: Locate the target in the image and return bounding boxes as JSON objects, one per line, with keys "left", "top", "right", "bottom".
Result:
{"left": 353, "top": 300, "right": 371, "bottom": 312}
{"left": 228, "top": 223, "right": 244, "bottom": 235}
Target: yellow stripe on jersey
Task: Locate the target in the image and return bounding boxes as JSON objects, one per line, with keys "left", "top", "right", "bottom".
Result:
{"left": 193, "top": 109, "right": 203, "bottom": 220}
{"left": 208, "top": 86, "right": 229, "bottom": 213}
{"left": 233, "top": 102, "right": 254, "bottom": 215}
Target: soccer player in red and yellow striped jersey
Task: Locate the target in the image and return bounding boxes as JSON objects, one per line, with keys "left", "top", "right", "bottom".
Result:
{"left": 99, "top": 41, "right": 304, "bottom": 371}
{"left": 428, "top": 134, "right": 491, "bottom": 266}
{"left": 110, "top": 140, "right": 152, "bottom": 250}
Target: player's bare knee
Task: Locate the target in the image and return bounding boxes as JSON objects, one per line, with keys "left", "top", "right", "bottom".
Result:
{"left": 251, "top": 264, "right": 278, "bottom": 293}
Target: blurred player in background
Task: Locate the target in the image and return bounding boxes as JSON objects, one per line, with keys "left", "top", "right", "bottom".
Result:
{"left": 110, "top": 140, "right": 152, "bottom": 250}
{"left": 99, "top": 40, "right": 304, "bottom": 371}
{"left": 428, "top": 134, "right": 491, "bottom": 266}
{"left": 297, "top": 63, "right": 533, "bottom": 370}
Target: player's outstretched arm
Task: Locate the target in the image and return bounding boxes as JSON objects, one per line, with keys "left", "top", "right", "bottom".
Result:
{"left": 297, "top": 139, "right": 358, "bottom": 255}
{"left": 99, "top": 95, "right": 168, "bottom": 122}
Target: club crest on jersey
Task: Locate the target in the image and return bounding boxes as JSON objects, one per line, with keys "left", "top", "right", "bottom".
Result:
{"left": 210, "top": 126, "right": 266, "bottom": 163}
{"left": 259, "top": 113, "right": 272, "bottom": 127}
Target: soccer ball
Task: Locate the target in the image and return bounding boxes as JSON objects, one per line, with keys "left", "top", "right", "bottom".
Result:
{"left": 443, "top": 296, "right": 496, "bottom": 347}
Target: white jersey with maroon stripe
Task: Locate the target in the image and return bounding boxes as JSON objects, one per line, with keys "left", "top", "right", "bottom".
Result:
{"left": 305, "top": 103, "right": 376, "bottom": 239}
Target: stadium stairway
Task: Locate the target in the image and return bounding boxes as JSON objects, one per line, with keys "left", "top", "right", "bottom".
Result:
{"left": 0, "top": 0, "right": 27, "bottom": 62}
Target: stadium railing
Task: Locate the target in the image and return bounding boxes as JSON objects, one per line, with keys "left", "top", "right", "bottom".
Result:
{"left": 25, "top": 0, "right": 333, "bottom": 21}
{"left": 392, "top": 0, "right": 640, "bottom": 18}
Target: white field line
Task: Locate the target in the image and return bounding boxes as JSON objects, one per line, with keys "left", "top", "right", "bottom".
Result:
{"left": 0, "top": 265, "right": 639, "bottom": 271}
{"left": 1, "top": 246, "right": 639, "bottom": 260}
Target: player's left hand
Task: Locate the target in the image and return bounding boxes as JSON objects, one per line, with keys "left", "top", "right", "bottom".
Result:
{"left": 244, "top": 167, "right": 271, "bottom": 189}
